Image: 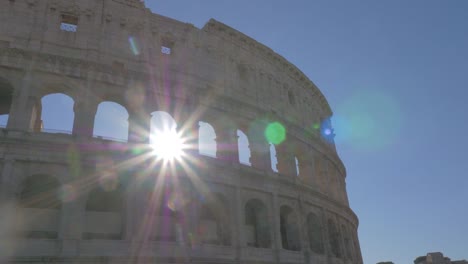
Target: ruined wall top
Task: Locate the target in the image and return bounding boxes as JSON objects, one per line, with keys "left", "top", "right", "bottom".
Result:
{"left": 0, "top": 0, "right": 337, "bottom": 152}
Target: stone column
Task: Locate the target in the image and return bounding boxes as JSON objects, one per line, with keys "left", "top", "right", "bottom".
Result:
{"left": 128, "top": 110, "right": 151, "bottom": 143}
{"left": 246, "top": 121, "right": 271, "bottom": 171}
{"left": 7, "top": 71, "right": 38, "bottom": 131}
{"left": 272, "top": 191, "right": 281, "bottom": 262}
{"left": 234, "top": 185, "right": 243, "bottom": 259}
{"left": 72, "top": 100, "right": 98, "bottom": 137}
{"left": 216, "top": 127, "right": 239, "bottom": 162}
{"left": 0, "top": 159, "right": 17, "bottom": 241}
{"left": 59, "top": 194, "right": 86, "bottom": 257}
{"left": 321, "top": 211, "right": 332, "bottom": 259}
{"left": 276, "top": 144, "right": 296, "bottom": 177}
{"left": 0, "top": 158, "right": 15, "bottom": 202}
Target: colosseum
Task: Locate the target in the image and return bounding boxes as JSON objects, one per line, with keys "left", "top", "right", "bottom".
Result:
{"left": 0, "top": 1, "right": 362, "bottom": 264}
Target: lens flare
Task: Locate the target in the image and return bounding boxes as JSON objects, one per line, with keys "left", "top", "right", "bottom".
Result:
{"left": 129, "top": 36, "right": 140, "bottom": 55}
{"left": 265, "top": 122, "right": 286, "bottom": 145}
{"left": 333, "top": 89, "right": 402, "bottom": 150}
{"left": 151, "top": 128, "right": 186, "bottom": 161}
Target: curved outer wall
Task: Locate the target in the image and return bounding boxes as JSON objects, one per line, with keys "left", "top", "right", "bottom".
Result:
{"left": 0, "top": 1, "right": 362, "bottom": 264}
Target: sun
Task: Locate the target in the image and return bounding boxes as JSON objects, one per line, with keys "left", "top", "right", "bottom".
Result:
{"left": 150, "top": 128, "right": 186, "bottom": 161}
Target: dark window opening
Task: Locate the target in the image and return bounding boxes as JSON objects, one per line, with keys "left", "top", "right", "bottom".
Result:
{"left": 0, "top": 78, "right": 14, "bottom": 128}
{"left": 60, "top": 14, "right": 78, "bottom": 32}
{"left": 161, "top": 39, "right": 174, "bottom": 55}
{"left": 17, "top": 175, "right": 61, "bottom": 239}
{"left": 307, "top": 213, "right": 324, "bottom": 254}
{"left": 83, "top": 187, "right": 124, "bottom": 240}
{"left": 280, "top": 206, "right": 301, "bottom": 251}
{"left": 245, "top": 199, "right": 271, "bottom": 248}
{"left": 328, "top": 219, "right": 342, "bottom": 258}
{"left": 199, "top": 194, "right": 231, "bottom": 245}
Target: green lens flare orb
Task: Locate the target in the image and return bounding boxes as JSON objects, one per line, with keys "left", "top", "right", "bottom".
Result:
{"left": 265, "top": 122, "right": 286, "bottom": 145}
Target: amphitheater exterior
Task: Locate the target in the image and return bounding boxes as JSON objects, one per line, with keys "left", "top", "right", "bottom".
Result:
{"left": 0, "top": 1, "right": 363, "bottom": 264}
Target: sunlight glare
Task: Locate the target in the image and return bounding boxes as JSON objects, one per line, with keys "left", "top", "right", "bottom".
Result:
{"left": 151, "top": 128, "right": 185, "bottom": 161}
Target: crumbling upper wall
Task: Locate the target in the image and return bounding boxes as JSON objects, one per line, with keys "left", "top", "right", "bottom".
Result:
{"left": 0, "top": 0, "right": 334, "bottom": 133}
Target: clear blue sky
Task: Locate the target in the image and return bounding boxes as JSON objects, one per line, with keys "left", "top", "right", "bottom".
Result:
{"left": 145, "top": 1, "right": 468, "bottom": 263}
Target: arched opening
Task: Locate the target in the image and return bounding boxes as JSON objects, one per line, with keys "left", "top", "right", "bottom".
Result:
{"left": 16, "top": 175, "right": 61, "bottom": 239}
{"left": 0, "top": 78, "right": 14, "bottom": 127}
{"left": 280, "top": 205, "right": 301, "bottom": 251}
{"left": 149, "top": 111, "right": 185, "bottom": 160}
{"left": 93, "top": 101, "right": 129, "bottom": 142}
{"left": 244, "top": 199, "right": 271, "bottom": 248}
{"left": 198, "top": 121, "right": 217, "bottom": 157}
{"left": 150, "top": 111, "right": 177, "bottom": 139}
{"left": 40, "top": 93, "right": 74, "bottom": 133}
{"left": 198, "top": 193, "right": 231, "bottom": 245}
{"left": 295, "top": 156, "right": 300, "bottom": 176}
{"left": 269, "top": 143, "right": 278, "bottom": 172}
{"left": 307, "top": 213, "right": 324, "bottom": 254}
{"left": 237, "top": 129, "right": 251, "bottom": 166}
{"left": 83, "top": 186, "right": 124, "bottom": 240}
{"left": 328, "top": 218, "right": 342, "bottom": 258}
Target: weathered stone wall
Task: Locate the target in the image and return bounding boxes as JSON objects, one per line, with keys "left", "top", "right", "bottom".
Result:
{"left": 0, "top": 1, "right": 362, "bottom": 264}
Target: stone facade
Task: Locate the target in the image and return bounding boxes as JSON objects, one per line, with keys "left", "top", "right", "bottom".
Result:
{"left": 0, "top": 0, "right": 362, "bottom": 264}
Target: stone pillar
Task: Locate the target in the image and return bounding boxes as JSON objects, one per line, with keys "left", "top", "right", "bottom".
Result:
{"left": 184, "top": 120, "right": 199, "bottom": 157}
{"left": 0, "top": 159, "right": 16, "bottom": 240}
{"left": 0, "top": 158, "right": 15, "bottom": 202}
{"left": 272, "top": 192, "right": 281, "bottom": 261}
{"left": 246, "top": 120, "right": 271, "bottom": 171}
{"left": 216, "top": 127, "right": 239, "bottom": 162}
{"left": 7, "top": 71, "right": 37, "bottom": 131}
{"left": 234, "top": 185, "right": 243, "bottom": 257}
{"left": 128, "top": 110, "right": 151, "bottom": 143}
{"left": 276, "top": 144, "right": 296, "bottom": 177}
{"left": 322, "top": 211, "right": 332, "bottom": 258}
{"left": 250, "top": 140, "right": 270, "bottom": 171}
{"left": 59, "top": 195, "right": 86, "bottom": 257}
{"left": 72, "top": 100, "right": 98, "bottom": 137}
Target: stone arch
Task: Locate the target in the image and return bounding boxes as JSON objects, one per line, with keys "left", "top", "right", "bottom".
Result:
{"left": 16, "top": 174, "right": 62, "bottom": 239}
{"left": 0, "top": 77, "right": 14, "bottom": 127}
{"left": 279, "top": 205, "right": 301, "bottom": 251}
{"left": 306, "top": 212, "right": 324, "bottom": 254}
{"left": 40, "top": 93, "right": 75, "bottom": 133}
{"left": 93, "top": 101, "right": 129, "bottom": 142}
{"left": 244, "top": 198, "right": 271, "bottom": 248}
{"left": 237, "top": 129, "right": 251, "bottom": 166}
{"left": 198, "top": 121, "right": 217, "bottom": 157}
{"left": 82, "top": 185, "right": 125, "bottom": 240}
{"left": 198, "top": 192, "right": 231, "bottom": 245}
{"left": 328, "top": 218, "right": 342, "bottom": 258}
{"left": 150, "top": 111, "right": 178, "bottom": 144}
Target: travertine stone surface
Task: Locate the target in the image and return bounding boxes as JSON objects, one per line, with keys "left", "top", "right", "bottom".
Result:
{"left": 0, "top": 1, "right": 362, "bottom": 264}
